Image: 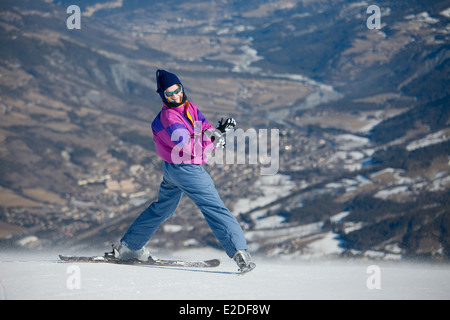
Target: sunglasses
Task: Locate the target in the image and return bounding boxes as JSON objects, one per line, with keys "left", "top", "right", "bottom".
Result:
{"left": 164, "top": 85, "right": 183, "bottom": 97}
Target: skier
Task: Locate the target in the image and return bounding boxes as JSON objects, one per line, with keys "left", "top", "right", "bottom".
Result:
{"left": 117, "top": 69, "right": 256, "bottom": 272}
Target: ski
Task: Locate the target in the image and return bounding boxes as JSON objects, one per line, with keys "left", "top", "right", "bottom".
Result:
{"left": 58, "top": 245, "right": 220, "bottom": 268}
{"left": 58, "top": 255, "right": 220, "bottom": 268}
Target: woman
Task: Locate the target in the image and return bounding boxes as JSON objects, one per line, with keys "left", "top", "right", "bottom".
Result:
{"left": 118, "top": 69, "right": 255, "bottom": 272}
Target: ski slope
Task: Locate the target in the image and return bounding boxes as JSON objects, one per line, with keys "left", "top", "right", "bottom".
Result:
{"left": 1, "top": 248, "right": 449, "bottom": 300}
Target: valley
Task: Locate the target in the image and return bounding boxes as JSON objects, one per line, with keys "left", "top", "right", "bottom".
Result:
{"left": 0, "top": 0, "right": 449, "bottom": 261}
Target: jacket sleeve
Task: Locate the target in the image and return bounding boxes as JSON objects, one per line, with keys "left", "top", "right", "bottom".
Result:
{"left": 152, "top": 111, "right": 192, "bottom": 163}
{"left": 196, "top": 108, "right": 216, "bottom": 151}
{"left": 197, "top": 109, "right": 214, "bottom": 132}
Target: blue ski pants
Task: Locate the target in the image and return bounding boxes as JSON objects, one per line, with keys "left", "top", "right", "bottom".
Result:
{"left": 120, "top": 162, "right": 248, "bottom": 258}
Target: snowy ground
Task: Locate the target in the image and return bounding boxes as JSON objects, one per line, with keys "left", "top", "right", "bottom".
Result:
{"left": 1, "top": 248, "right": 449, "bottom": 300}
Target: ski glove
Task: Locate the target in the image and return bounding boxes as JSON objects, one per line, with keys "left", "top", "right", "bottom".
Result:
{"left": 204, "top": 128, "right": 226, "bottom": 149}
{"left": 216, "top": 118, "right": 236, "bottom": 134}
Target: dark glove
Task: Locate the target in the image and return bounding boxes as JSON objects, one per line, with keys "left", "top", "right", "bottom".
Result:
{"left": 204, "top": 128, "right": 226, "bottom": 149}
{"left": 216, "top": 118, "right": 236, "bottom": 134}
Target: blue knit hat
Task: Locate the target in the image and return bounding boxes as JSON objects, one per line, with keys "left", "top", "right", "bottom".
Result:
{"left": 156, "top": 69, "right": 186, "bottom": 106}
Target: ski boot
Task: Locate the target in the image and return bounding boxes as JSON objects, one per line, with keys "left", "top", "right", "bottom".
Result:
{"left": 233, "top": 250, "right": 256, "bottom": 273}
{"left": 113, "top": 243, "right": 152, "bottom": 262}
{"left": 103, "top": 245, "right": 118, "bottom": 261}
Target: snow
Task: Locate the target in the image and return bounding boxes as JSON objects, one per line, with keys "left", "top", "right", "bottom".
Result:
{"left": 233, "top": 174, "right": 296, "bottom": 216}
{"left": 253, "top": 214, "right": 286, "bottom": 229}
{"left": 406, "top": 129, "right": 449, "bottom": 151}
{"left": 303, "top": 231, "right": 345, "bottom": 258}
{"left": 441, "top": 7, "right": 450, "bottom": 18}
{"left": 246, "top": 222, "right": 323, "bottom": 243}
{"left": 163, "top": 224, "right": 184, "bottom": 233}
{"left": 334, "top": 134, "right": 370, "bottom": 150}
{"left": 329, "top": 211, "right": 350, "bottom": 223}
{"left": 1, "top": 248, "right": 450, "bottom": 300}
{"left": 374, "top": 186, "right": 410, "bottom": 200}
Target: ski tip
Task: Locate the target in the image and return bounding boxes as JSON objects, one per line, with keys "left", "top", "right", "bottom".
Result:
{"left": 205, "top": 259, "right": 221, "bottom": 267}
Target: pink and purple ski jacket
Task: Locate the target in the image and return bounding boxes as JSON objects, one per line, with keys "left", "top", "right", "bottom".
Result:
{"left": 151, "top": 101, "right": 215, "bottom": 164}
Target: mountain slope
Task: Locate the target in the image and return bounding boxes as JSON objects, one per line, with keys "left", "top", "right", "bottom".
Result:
{"left": 0, "top": 0, "right": 449, "bottom": 262}
{"left": 1, "top": 249, "right": 450, "bottom": 300}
